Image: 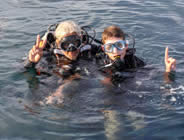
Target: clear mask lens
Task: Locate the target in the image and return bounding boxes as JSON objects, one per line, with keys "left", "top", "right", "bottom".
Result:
{"left": 104, "top": 40, "right": 126, "bottom": 53}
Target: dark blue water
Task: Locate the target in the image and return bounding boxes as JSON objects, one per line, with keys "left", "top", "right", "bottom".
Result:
{"left": 1, "top": 0, "right": 184, "bottom": 139}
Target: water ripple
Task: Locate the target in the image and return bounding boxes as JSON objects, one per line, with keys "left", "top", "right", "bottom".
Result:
{"left": 1, "top": 0, "right": 184, "bottom": 139}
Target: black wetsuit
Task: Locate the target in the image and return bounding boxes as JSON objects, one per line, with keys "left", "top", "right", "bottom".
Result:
{"left": 94, "top": 48, "right": 145, "bottom": 84}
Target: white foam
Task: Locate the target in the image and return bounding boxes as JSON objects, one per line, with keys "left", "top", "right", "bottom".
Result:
{"left": 170, "top": 96, "right": 177, "bottom": 102}
{"left": 170, "top": 85, "right": 184, "bottom": 95}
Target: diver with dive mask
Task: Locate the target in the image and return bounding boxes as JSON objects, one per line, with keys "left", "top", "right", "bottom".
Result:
{"left": 24, "top": 20, "right": 100, "bottom": 78}
{"left": 43, "top": 24, "right": 98, "bottom": 57}
{"left": 103, "top": 33, "right": 135, "bottom": 56}
{"left": 93, "top": 25, "right": 145, "bottom": 84}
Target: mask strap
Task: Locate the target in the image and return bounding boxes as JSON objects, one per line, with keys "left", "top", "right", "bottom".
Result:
{"left": 61, "top": 32, "right": 79, "bottom": 39}
{"left": 80, "top": 44, "right": 91, "bottom": 52}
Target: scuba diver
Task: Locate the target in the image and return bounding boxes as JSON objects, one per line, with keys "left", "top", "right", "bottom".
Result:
{"left": 23, "top": 20, "right": 102, "bottom": 104}
{"left": 94, "top": 25, "right": 145, "bottom": 84}
{"left": 94, "top": 25, "right": 176, "bottom": 84}
{"left": 24, "top": 20, "right": 99, "bottom": 78}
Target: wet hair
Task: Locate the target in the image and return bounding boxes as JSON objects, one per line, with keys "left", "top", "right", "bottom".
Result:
{"left": 55, "top": 20, "right": 81, "bottom": 40}
{"left": 102, "top": 25, "right": 125, "bottom": 44}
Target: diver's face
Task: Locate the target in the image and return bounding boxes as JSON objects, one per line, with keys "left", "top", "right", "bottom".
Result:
{"left": 103, "top": 37, "right": 125, "bottom": 60}
{"left": 56, "top": 34, "right": 81, "bottom": 60}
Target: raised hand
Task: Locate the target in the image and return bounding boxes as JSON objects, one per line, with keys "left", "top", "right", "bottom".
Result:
{"left": 165, "top": 47, "right": 176, "bottom": 72}
{"left": 29, "top": 35, "right": 47, "bottom": 63}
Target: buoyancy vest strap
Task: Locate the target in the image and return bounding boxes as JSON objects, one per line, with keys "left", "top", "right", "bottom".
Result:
{"left": 80, "top": 44, "right": 91, "bottom": 52}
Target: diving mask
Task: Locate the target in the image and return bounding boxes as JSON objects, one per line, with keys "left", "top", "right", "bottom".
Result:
{"left": 59, "top": 35, "right": 81, "bottom": 52}
{"left": 104, "top": 40, "right": 128, "bottom": 54}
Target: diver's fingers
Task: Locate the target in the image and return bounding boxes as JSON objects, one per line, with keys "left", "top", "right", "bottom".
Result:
{"left": 168, "top": 57, "right": 174, "bottom": 62}
{"left": 33, "top": 48, "right": 42, "bottom": 57}
{"left": 168, "top": 57, "right": 176, "bottom": 70}
{"left": 170, "top": 58, "right": 176, "bottom": 70}
{"left": 33, "top": 39, "right": 46, "bottom": 52}
{"left": 168, "top": 57, "right": 173, "bottom": 65}
{"left": 170, "top": 58, "right": 176, "bottom": 66}
{"left": 29, "top": 47, "right": 42, "bottom": 63}
{"left": 28, "top": 35, "right": 45, "bottom": 63}
{"left": 32, "top": 45, "right": 37, "bottom": 52}
{"left": 36, "top": 35, "right": 40, "bottom": 48}
{"left": 29, "top": 49, "right": 35, "bottom": 62}
{"left": 34, "top": 52, "right": 42, "bottom": 62}
{"left": 30, "top": 49, "right": 35, "bottom": 57}
{"left": 165, "top": 47, "right": 169, "bottom": 63}
{"left": 165, "top": 57, "right": 174, "bottom": 72}
{"left": 29, "top": 49, "right": 32, "bottom": 58}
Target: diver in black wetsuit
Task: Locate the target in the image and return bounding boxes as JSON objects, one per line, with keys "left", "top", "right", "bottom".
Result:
{"left": 93, "top": 25, "right": 145, "bottom": 84}
{"left": 23, "top": 20, "right": 103, "bottom": 104}
{"left": 94, "top": 25, "right": 176, "bottom": 84}
{"left": 24, "top": 20, "right": 100, "bottom": 78}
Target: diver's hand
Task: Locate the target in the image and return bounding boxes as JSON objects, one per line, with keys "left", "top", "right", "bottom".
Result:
{"left": 120, "top": 47, "right": 128, "bottom": 60}
{"left": 29, "top": 35, "right": 47, "bottom": 63}
{"left": 165, "top": 47, "right": 176, "bottom": 72}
